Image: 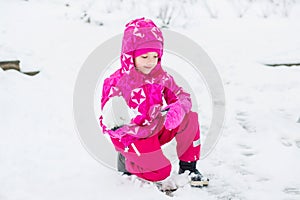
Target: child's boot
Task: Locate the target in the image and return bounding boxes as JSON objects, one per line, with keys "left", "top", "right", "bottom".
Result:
{"left": 117, "top": 153, "right": 131, "bottom": 176}
{"left": 178, "top": 160, "right": 209, "bottom": 187}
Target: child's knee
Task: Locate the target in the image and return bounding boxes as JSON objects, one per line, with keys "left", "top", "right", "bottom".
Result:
{"left": 157, "top": 163, "right": 172, "bottom": 181}
{"left": 185, "top": 111, "right": 199, "bottom": 122}
{"left": 143, "top": 163, "right": 172, "bottom": 182}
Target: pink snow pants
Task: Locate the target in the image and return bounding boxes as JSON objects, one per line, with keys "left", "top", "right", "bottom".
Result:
{"left": 110, "top": 111, "right": 201, "bottom": 182}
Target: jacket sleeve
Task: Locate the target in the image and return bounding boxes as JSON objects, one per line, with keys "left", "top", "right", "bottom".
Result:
{"left": 100, "top": 70, "right": 163, "bottom": 143}
{"left": 163, "top": 73, "right": 192, "bottom": 113}
{"left": 101, "top": 110, "right": 164, "bottom": 147}
{"left": 101, "top": 70, "right": 123, "bottom": 110}
{"left": 100, "top": 70, "right": 124, "bottom": 133}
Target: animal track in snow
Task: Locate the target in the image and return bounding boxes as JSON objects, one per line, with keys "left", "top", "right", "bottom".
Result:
{"left": 280, "top": 137, "right": 293, "bottom": 147}
{"left": 236, "top": 112, "right": 256, "bottom": 133}
{"left": 237, "top": 144, "right": 256, "bottom": 157}
{"left": 283, "top": 187, "right": 300, "bottom": 195}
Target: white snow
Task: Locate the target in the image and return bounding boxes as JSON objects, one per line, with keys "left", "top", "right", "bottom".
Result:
{"left": 1, "top": 0, "right": 300, "bottom": 200}
{"left": 259, "top": 47, "right": 300, "bottom": 66}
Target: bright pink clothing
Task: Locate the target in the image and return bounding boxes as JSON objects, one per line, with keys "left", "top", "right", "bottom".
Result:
{"left": 99, "top": 18, "right": 201, "bottom": 181}
{"left": 111, "top": 111, "right": 200, "bottom": 181}
{"left": 100, "top": 18, "right": 192, "bottom": 145}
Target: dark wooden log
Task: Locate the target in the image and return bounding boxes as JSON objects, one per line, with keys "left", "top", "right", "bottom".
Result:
{"left": 22, "top": 71, "right": 40, "bottom": 76}
{"left": 0, "top": 60, "right": 39, "bottom": 76}
{"left": 0, "top": 60, "right": 20, "bottom": 71}
{"left": 264, "top": 63, "right": 300, "bottom": 67}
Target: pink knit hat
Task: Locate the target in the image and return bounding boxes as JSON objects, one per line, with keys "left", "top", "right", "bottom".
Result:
{"left": 133, "top": 47, "right": 162, "bottom": 58}
{"left": 120, "top": 18, "right": 164, "bottom": 72}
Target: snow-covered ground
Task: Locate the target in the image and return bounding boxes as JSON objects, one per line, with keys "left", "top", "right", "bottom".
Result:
{"left": 1, "top": 0, "right": 300, "bottom": 199}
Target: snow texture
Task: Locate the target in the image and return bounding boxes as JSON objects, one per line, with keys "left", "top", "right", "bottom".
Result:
{"left": 1, "top": 0, "right": 300, "bottom": 199}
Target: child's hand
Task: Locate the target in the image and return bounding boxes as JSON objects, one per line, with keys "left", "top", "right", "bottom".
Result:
{"left": 163, "top": 101, "right": 185, "bottom": 130}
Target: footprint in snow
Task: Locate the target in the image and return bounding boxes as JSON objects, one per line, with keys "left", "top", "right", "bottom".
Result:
{"left": 236, "top": 112, "right": 256, "bottom": 133}
{"left": 237, "top": 144, "right": 256, "bottom": 157}
{"left": 280, "top": 137, "right": 293, "bottom": 147}
{"left": 283, "top": 187, "right": 300, "bottom": 195}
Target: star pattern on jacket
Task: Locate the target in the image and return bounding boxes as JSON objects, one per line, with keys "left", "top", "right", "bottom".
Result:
{"left": 127, "top": 126, "right": 140, "bottom": 135}
{"left": 131, "top": 88, "right": 146, "bottom": 105}
{"left": 133, "top": 27, "right": 145, "bottom": 38}
{"left": 121, "top": 53, "right": 134, "bottom": 71}
{"left": 108, "top": 86, "right": 120, "bottom": 97}
{"left": 151, "top": 27, "right": 163, "bottom": 41}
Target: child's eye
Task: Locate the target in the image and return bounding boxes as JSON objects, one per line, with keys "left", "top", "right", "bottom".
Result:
{"left": 153, "top": 55, "right": 158, "bottom": 58}
{"left": 141, "top": 56, "right": 148, "bottom": 59}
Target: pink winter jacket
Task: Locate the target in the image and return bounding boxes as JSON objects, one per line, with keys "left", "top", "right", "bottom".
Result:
{"left": 100, "top": 18, "right": 192, "bottom": 146}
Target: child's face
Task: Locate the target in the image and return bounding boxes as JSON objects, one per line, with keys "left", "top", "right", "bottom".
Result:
{"left": 134, "top": 52, "right": 159, "bottom": 74}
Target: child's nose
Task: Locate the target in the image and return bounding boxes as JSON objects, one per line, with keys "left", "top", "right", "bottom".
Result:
{"left": 147, "top": 58, "right": 156, "bottom": 66}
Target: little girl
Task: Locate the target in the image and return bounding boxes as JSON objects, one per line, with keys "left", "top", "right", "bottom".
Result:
{"left": 99, "top": 18, "right": 208, "bottom": 189}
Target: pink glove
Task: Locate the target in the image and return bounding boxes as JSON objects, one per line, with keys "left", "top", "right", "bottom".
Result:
{"left": 163, "top": 101, "right": 186, "bottom": 130}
